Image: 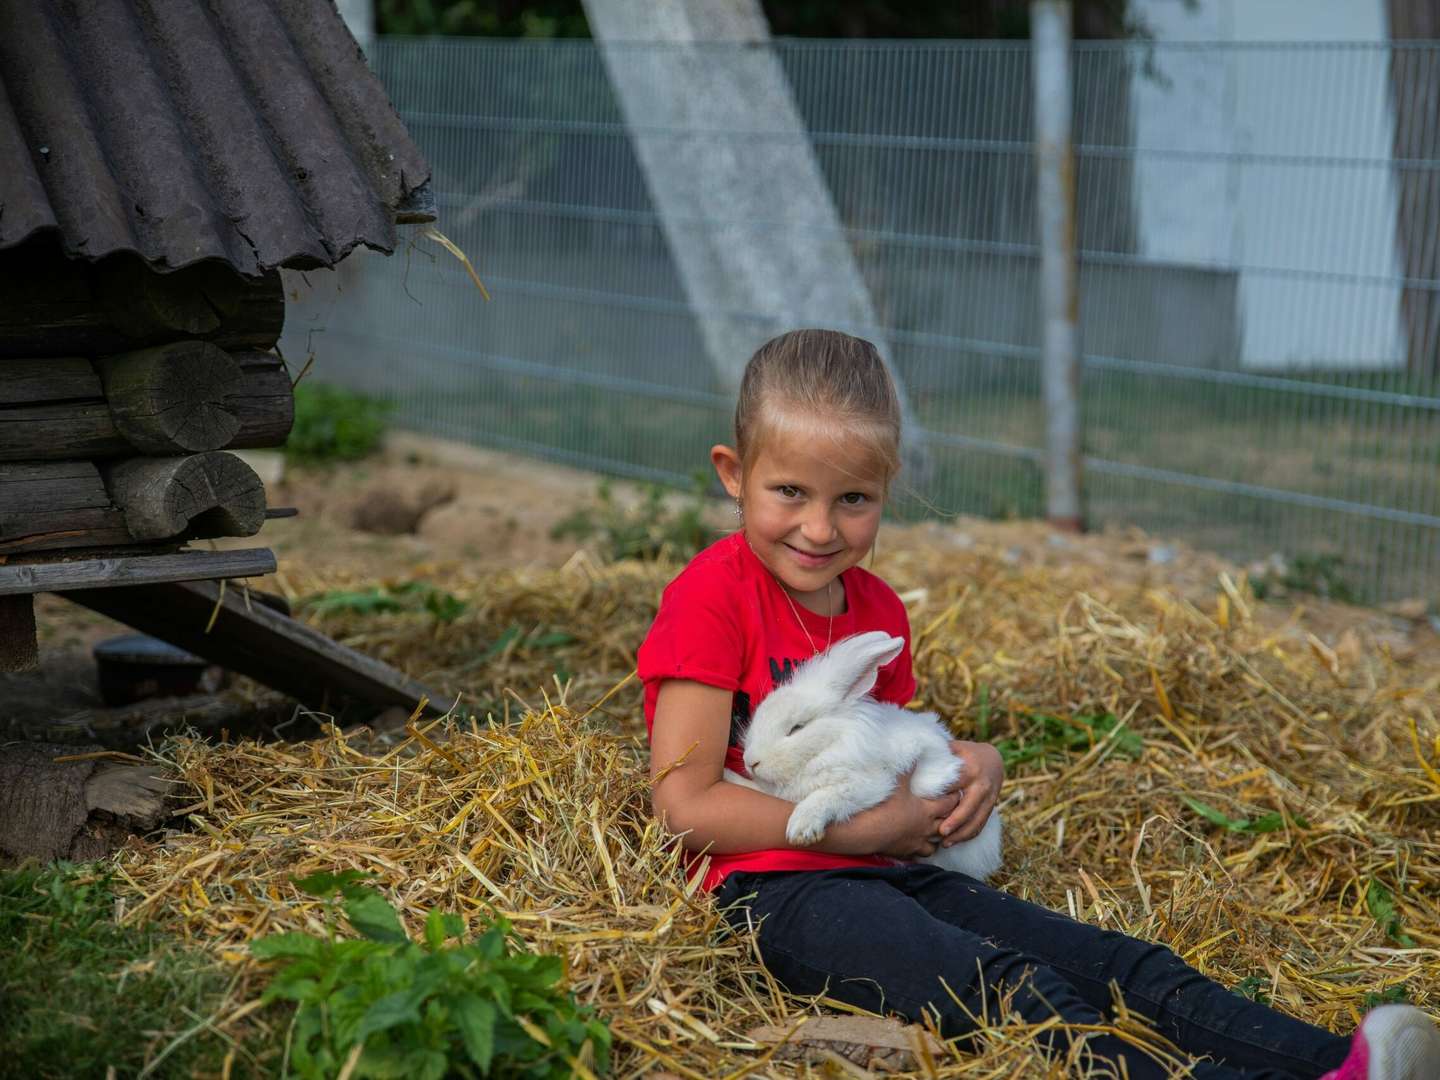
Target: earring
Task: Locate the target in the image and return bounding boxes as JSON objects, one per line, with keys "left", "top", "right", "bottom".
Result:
{"left": 733, "top": 499, "right": 744, "bottom": 522}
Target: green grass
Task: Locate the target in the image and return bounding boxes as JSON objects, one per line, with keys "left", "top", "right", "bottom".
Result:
{"left": 0, "top": 862, "right": 255, "bottom": 1079}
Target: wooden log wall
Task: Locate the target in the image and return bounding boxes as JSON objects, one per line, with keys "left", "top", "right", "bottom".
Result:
{"left": 0, "top": 239, "right": 294, "bottom": 668}
{"left": 0, "top": 347, "right": 293, "bottom": 460}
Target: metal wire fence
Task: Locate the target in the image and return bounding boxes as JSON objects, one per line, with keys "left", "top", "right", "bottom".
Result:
{"left": 285, "top": 37, "right": 1440, "bottom": 604}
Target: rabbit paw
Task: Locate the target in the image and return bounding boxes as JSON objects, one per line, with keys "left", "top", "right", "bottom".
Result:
{"left": 785, "top": 802, "right": 833, "bottom": 846}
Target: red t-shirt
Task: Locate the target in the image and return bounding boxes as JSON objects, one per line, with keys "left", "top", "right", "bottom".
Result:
{"left": 638, "top": 531, "right": 917, "bottom": 890}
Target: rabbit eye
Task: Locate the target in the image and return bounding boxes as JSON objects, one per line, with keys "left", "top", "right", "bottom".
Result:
{"left": 787, "top": 720, "right": 809, "bottom": 735}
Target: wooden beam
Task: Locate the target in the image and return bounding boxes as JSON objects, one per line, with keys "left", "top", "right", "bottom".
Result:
{"left": 102, "top": 452, "right": 265, "bottom": 541}
{"left": 60, "top": 579, "right": 444, "bottom": 717}
{"left": 0, "top": 594, "right": 37, "bottom": 671}
{"left": 0, "top": 350, "right": 294, "bottom": 461}
{"left": 0, "top": 548, "right": 277, "bottom": 597}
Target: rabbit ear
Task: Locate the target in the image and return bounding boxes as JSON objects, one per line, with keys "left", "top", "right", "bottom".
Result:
{"left": 800, "top": 631, "right": 905, "bottom": 704}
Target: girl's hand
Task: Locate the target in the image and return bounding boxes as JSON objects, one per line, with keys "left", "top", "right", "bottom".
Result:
{"left": 828, "top": 774, "right": 960, "bottom": 859}
{"left": 939, "top": 741, "right": 1004, "bottom": 845}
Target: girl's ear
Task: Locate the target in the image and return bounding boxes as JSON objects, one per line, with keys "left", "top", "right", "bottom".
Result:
{"left": 711, "top": 444, "right": 743, "bottom": 500}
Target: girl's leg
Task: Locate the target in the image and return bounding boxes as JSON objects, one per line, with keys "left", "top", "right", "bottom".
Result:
{"left": 717, "top": 867, "right": 1292, "bottom": 1080}
{"left": 896, "top": 864, "right": 1348, "bottom": 1079}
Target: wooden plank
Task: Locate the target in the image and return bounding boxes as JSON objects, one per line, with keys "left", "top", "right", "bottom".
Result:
{"left": 0, "top": 548, "right": 277, "bottom": 596}
{"left": 0, "top": 594, "right": 38, "bottom": 671}
{"left": 61, "top": 578, "right": 444, "bottom": 716}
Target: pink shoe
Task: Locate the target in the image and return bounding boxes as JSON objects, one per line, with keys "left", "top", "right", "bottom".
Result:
{"left": 1320, "top": 1005, "right": 1440, "bottom": 1080}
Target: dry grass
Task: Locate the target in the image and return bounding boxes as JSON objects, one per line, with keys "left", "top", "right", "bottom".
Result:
{"left": 110, "top": 534, "right": 1440, "bottom": 1077}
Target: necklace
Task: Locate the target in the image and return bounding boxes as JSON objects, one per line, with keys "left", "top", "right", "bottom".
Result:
{"left": 781, "top": 577, "right": 836, "bottom": 657}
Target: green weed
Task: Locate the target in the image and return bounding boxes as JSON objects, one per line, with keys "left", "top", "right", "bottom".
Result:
{"left": 0, "top": 862, "right": 245, "bottom": 1079}
{"left": 992, "top": 710, "right": 1143, "bottom": 770}
{"left": 550, "top": 473, "right": 719, "bottom": 563}
{"left": 1181, "top": 797, "right": 1310, "bottom": 834}
{"left": 286, "top": 382, "right": 392, "bottom": 467}
{"left": 253, "top": 870, "right": 610, "bottom": 1080}
{"left": 1232, "top": 975, "right": 1271, "bottom": 1004}
{"left": 302, "top": 582, "right": 468, "bottom": 623}
{"left": 1251, "top": 553, "right": 1358, "bottom": 605}
{"left": 1365, "top": 880, "right": 1416, "bottom": 948}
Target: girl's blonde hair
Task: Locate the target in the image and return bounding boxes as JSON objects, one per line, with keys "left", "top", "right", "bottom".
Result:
{"left": 735, "top": 328, "right": 902, "bottom": 484}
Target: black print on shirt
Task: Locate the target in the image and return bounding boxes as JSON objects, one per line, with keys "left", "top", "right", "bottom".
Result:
{"left": 728, "top": 657, "right": 803, "bottom": 748}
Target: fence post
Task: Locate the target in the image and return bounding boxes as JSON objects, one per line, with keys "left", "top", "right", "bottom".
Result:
{"left": 1032, "top": 0, "right": 1084, "bottom": 531}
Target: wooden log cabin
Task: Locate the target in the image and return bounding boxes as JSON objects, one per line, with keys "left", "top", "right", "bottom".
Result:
{"left": 0, "top": 0, "right": 443, "bottom": 715}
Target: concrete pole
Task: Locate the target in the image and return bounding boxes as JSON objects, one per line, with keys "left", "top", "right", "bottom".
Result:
{"left": 1032, "top": 0, "right": 1085, "bottom": 531}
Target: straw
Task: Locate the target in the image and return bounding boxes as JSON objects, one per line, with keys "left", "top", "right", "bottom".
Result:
{"left": 110, "top": 526, "right": 1438, "bottom": 1076}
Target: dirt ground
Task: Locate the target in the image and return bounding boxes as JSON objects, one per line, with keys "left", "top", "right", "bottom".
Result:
{"left": 7, "top": 430, "right": 1438, "bottom": 734}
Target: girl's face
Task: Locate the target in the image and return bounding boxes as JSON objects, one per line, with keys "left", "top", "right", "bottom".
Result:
{"left": 713, "top": 427, "right": 887, "bottom": 609}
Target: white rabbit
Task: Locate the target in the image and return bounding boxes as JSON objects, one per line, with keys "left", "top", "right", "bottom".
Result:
{"left": 722, "top": 631, "right": 1003, "bottom": 880}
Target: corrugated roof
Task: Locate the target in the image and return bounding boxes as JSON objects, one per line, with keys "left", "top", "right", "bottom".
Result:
{"left": 0, "top": 0, "right": 433, "bottom": 277}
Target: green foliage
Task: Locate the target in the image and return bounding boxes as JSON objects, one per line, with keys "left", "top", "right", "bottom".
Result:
{"left": 1232, "top": 975, "right": 1271, "bottom": 1004}
{"left": 1251, "top": 553, "right": 1358, "bottom": 605}
{"left": 0, "top": 862, "right": 240, "bottom": 1079}
{"left": 286, "top": 382, "right": 392, "bottom": 467}
{"left": 302, "top": 581, "right": 468, "bottom": 623}
{"left": 550, "top": 474, "right": 719, "bottom": 563}
{"left": 1365, "top": 880, "right": 1417, "bottom": 948}
{"left": 1362, "top": 983, "right": 1412, "bottom": 1010}
{"left": 992, "top": 710, "right": 1143, "bottom": 770}
{"left": 377, "top": 0, "right": 589, "bottom": 37}
{"left": 1181, "top": 797, "right": 1310, "bottom": 835}
{"left": 254, "top": 872, "right": 610, "bottom": 1080}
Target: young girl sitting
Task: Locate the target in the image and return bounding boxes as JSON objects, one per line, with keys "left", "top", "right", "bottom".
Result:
{"left": 637, "top": 329, "right": 1440, "bottom": 1079}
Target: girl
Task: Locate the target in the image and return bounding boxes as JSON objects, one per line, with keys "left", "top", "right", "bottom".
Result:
{"left": 637, "top": 329, "right": 1440, "bottom": 1079}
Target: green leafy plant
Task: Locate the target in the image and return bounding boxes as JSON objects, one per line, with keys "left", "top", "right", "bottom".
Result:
{"left": 1362, "top": 983, "right": 1411, "bottom": 1009}
{"left": 286, "top": 382, "right": 392, "bottom": 467}
{"left": 550, "top": 473, "right": 719, "bottom": 563}
{"left": 1365, "top": 880, "right": 1416, "bottom": 948}
{"left": 303, "top": 582, "right": 468, "bottom": 623}
{"left": 993, "top": 711, "right": 1143, "bottom": 770}
{"left": 253, "top": 871, "right": 610, "bottom": 1080}
{"left": 1251, "top": 553, "right": 1358, "bottom": 604}
{"left": 1181, "top": 797, "right": 1310, "bottom": 835}
{"left": 1232, "top": 975, "right": 1271, "bottom": 1004}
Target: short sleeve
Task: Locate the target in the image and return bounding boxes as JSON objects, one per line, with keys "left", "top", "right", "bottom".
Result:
{"left": 870, "top": 591, "right": 916, "bottom": 707}
{"left": 637, "top": 571, "right": 746, "bottom": 694}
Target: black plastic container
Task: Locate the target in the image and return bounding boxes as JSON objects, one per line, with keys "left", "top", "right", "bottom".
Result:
{"left": 93, "top": 634, "right": 219, "bottom": 706}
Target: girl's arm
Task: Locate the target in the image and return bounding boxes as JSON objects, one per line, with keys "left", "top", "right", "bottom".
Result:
{"left": 650, "top": 679, "right": 960, "bottom": 858}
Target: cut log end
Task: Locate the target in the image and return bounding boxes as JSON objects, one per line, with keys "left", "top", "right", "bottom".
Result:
{"left": 103, "top": 452, "right": 266, "bottom": 542}
{"left": 98, "top": 341, "right": 245, "bottom": 454}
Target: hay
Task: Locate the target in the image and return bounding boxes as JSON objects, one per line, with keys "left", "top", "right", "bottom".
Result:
{"left": 113, "top": 532, "right": 1439, "bottom": 1076}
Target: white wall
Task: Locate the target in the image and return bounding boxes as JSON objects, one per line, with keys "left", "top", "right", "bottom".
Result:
{"left": 1129, "top": 0, "right": 1405, "bottom": 369}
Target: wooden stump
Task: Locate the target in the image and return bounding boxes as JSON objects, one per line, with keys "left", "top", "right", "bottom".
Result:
{"left": 0, "top": 743, "right": 179, "bottom": 863}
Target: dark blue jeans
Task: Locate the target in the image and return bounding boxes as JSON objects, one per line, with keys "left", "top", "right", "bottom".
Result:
{"left": 716, "top": 865, "right": 1349, "bottom": 1079}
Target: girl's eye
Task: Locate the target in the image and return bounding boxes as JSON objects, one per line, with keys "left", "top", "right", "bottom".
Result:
{"left": 840, "top": 492, "right": 868, "bottom": 506}
{"left": 777, "top": 485, "right": 801, "bottom": 499}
